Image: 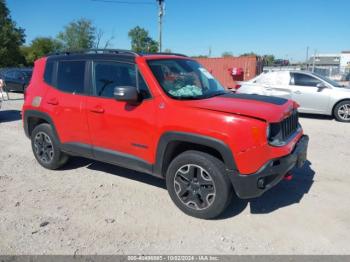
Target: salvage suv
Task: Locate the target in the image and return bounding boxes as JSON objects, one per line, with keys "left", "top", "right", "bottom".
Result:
{"left": 22, "top": 49, "right": 309, "bottom": 219}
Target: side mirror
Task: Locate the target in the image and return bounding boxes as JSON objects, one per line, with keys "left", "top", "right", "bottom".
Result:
{"left": 114, "top": 86, "right": 139, "bottom": 103}
{"left": 316, "top": 82, "right": 327, "bottom": 91}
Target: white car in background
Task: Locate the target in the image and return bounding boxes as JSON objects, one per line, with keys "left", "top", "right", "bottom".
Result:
{"left": 236, "top": 70, "right": 350, "bottom": 122}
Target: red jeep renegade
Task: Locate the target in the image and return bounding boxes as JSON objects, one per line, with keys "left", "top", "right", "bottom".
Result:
{"left": 22, "top": 50, "right": 309, "bottom": 219}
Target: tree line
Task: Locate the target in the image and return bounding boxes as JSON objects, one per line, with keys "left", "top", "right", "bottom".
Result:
{"left": 0, "top": 0, "right": 159, "bottom": 67}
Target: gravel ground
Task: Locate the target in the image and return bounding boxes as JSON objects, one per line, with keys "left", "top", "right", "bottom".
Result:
{"left": 0, "top": 93, "right": 349, "bottom": 255}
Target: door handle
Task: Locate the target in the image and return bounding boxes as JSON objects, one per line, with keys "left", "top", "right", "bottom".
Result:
{"left": 47, "top": 97, "right": 59, "bottom": 105}
{"left": 90, "top": 105, "right": 105, "bottom": 114}
{"left": 294, "top": 90, "right": 302, "bottom": 95}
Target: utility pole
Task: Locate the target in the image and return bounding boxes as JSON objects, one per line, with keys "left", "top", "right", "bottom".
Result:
{"left": 306, "top": 46, "right": 309, "bottom": 70}
{"left": 157, "top": 0, "right": 164, "bottom": 52}
{"left": 312, "top": 49, "right": 317, "bottom": 73}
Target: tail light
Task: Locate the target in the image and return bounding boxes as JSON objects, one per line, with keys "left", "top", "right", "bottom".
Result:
{"left": 235, "top": 84, "right": 241, "bottom": 89}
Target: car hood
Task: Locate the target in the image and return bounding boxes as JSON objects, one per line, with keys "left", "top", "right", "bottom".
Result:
{"left": 185, "top": 93, "right": 297, "bottom": 123}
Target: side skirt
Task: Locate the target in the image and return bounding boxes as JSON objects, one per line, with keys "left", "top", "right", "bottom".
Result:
{"left": 61, "top": 142, "right": 156, "bottom": 177}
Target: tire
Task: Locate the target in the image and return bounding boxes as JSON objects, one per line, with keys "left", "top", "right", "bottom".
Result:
{"left": 333, "top": 100, "right": 350, "bottom": 122}
{"left": 166, "top": 150, "right": 233, "bottom": 219}
{"left": 31, "top": 123, "right": 69, "bottom": 170}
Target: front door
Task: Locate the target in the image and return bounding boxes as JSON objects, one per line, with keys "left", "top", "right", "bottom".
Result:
{"left": 290, "top": 72, "right": 330, "bottom": 114}
{"left": 86, "top": 60, "right": 156, "bottom": 170}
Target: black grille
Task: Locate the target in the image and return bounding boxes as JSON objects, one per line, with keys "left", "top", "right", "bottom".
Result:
{"left": 281, "top": 110, "right": 299, "bottom": 140}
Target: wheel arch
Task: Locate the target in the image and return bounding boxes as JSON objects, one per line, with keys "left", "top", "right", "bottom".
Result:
{"left": 154, "top": 132, "right": 237, "bottom": 177}
{"left": 23, "top": 110, "right": 60, "bottom": 142}
{"left": 332, "top": 98, "right": 350, "bottom": 116}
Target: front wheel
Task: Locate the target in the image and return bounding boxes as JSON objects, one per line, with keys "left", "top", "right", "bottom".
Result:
{"left": 334, "top": 100, "right": 350, "bottom": 122}
{"left": 166, "top": 151, "right": 233, "bottom": 219}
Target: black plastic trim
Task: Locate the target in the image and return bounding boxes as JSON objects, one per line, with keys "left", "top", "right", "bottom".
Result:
{"left": 23, "top": 110, "right": 60, "bottom": 141}
{"left": 93, "top": 146, "right": 153, "bottom": 175}
{"left": 154, "top": 131, "right": 237, "bottom": 177}
{"left": 60, "top": 142, "right": 154, "bottom": 176}
{"left": 60, "top": 143, "right": 93, "bottom": 158}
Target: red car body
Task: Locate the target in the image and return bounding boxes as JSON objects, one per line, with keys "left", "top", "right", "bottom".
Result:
{"left": 22, "top": 51, "right": 308, "bottom": 202}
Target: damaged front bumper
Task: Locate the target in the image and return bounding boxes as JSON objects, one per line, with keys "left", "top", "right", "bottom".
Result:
{"left": 230, "top": 135, "right": 309, "bottom": 199}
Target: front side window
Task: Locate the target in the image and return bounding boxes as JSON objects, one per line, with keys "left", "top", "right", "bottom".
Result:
{"left": 148, "top": 59, "right": 226, "bottom": 99}
{"left": 292, "top": 73, "right": 321, "bottom": 87}
{"left": 57, "top": 61, "right": 86, "bottom": 94}
{"left": 93, "top": 62, "right": 151, "bottom": 99}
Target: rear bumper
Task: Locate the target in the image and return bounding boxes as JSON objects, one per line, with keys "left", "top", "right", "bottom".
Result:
{"left": 230, "top": 135, "right": 309, "bottom": 199}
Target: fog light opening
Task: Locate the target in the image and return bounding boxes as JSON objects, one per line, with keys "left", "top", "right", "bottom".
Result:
{"left": 257, "top": 178, "right": 266, "bottom": 189}
{"left": 284, "top": 172, "right": 293, "bottom": 181}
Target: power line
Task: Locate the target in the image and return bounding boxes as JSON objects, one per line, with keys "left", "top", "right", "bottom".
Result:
{"left": 91, "top": 0, "right": 155, "bottom": 5}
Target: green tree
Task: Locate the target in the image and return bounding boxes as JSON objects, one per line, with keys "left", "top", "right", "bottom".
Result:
{"left": 191, "top": 55, "right": 208, "bottom": 58}
{"left": 222, "top": 51, "right": 234, "bottom": 57}
{"left": 21, "top": 37, "right": 62, "bottom": 65}
{"left": 263, "top": 54, "right": 275, "bottom": 66}
{"left": 240, "top": 52, "right": 258, "bottom": 57}
{"left": 57, "top": 18, "right": 96, "bottom": 50}
{"left": 128, "top": 26, "right": 158, "bottom": 53}
{"left": 0, "top": 0, "right": 26, "bottom": 67}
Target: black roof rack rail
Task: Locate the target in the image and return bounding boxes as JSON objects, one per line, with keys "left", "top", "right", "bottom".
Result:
{"left": 143, "top": 52, "right": 188, "bottom": 57}
{"left": 47, "top": 49, "right": 188, "bottom": 58}
{"left": 48, "top": 49, "right": 140, "bottom": 57}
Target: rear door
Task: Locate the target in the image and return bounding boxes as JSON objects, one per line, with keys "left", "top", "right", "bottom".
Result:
{"left": 290, "top": 72, "right": 331, "bottom": 113}
{"left": 44, "top": 59, "right": 91, "bottom": 154}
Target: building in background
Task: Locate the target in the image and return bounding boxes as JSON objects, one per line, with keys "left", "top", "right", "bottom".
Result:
{"left": 308, "top": 51, "right": 350, "bottom": 80}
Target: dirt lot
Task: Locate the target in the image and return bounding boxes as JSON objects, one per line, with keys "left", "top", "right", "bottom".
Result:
{"left": 1, "top": 93, "right": 350, "bottom": 255}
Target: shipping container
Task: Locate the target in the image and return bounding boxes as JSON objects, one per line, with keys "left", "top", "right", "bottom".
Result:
{"left": 195, "top": 56, "right": 262, "bottom": 89}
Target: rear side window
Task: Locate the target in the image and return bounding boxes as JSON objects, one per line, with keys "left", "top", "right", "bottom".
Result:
{"left": 57, "top": 61, "right": 85, "bottom": 94}
{"left": 44, "top": 61, "right": 54, "bottom": 85}
{"left": 292, "top": 73, "right": 321, "bottom": 87}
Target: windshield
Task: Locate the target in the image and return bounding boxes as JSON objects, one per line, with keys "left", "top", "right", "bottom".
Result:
{"left": 313, "top": 72, "right": 342, "bottom": 87}
{"left": 147, "top": 59, "right": 226, "bottom": 99}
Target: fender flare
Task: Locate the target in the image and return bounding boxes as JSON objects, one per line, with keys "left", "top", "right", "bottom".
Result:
{"left": 23, "top": 110, "right": 60, "bottom": 142}
{"left": 154, "top": 131, "right": 237, "bottom": 177}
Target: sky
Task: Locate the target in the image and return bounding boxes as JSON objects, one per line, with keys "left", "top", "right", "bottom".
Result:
{"left": 6, "top": 0, "right": 350, "bottom": 61}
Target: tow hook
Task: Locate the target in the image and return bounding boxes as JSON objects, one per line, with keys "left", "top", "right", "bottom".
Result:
{"left": 284, "top": 172, "right": 293, "bottom": 181}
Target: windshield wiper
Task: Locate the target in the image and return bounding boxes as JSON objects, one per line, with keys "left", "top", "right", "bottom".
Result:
{"left": 204, "top": 91, "right": 229, "bottom": 98}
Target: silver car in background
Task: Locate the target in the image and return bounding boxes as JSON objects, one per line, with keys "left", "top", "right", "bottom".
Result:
{"left": 237, "top": 70, "right": 350, "bottom": 122}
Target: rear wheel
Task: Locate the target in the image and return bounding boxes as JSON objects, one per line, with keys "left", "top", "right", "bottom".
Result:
{"left": 334, "top": 100, "right": 350, "bottom": 122}
{"left": 31, "top": 123, "right": 69, "bottom": 169}
{"left": 166, "top": 151, "right": 233, "bottom": 219}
